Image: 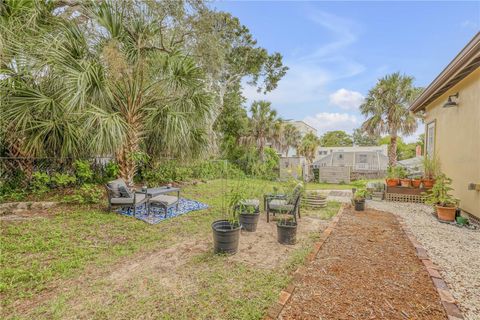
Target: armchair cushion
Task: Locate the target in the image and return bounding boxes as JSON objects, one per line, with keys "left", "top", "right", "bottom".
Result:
{"left": 118, "top": 185, "right": 133, "bottom": 198}
{"left": 107, "top": 178, "right": 128, "bottom": 198}
{"left": 268, "top": 199, "right": 290, "bottom": 211}
{"left": 111, "top": 193, "right": 146, "bottom": 205}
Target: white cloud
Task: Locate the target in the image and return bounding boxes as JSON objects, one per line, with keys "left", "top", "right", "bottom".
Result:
{"left": 242, "top": 11, "right": 365, "bottom": 107}
{"left": 303, "top": 112, "right": 359, "bottom": 135}
{"left": 329, "top": 88, "right": 364, "bottom": 110}
{"left": 305, "top": 11, "right": 359, "bottom": 59}
{"left": 242, "top": 63, "right": 330, "bottom": 105}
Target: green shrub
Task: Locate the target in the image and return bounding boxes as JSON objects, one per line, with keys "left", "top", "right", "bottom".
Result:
{"left": 74, "top": 160, "right": 93, "bottom": 184}
{"left": 62, "top": 184, "right": 102, "bottom": 204}
{"left": 105, "top": 161, "right": 120, "bottom": 179}
{"left": 51, "top": 173, "right": 76, "bottom": 188}
{"left": 175, "top": 166, "right": 193, "bottom": 182}
{"left": 30, "top": 172, "right": 51, "bottom": 194}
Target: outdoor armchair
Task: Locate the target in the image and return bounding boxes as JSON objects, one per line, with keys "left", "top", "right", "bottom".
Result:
{"left": 265, "top": 183, "right": 303, "bottom": 222}
{"left": 105, "top": 178, "right": 147, "bottom": 215}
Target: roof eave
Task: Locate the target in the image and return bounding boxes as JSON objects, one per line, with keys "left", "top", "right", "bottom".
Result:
{"left": 410, "top": 32, "right": 480, "bottom": 113}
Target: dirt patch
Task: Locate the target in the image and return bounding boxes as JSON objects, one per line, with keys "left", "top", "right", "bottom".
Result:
{"left": 230, "top": 214, "right": 328, "bottom": 268}
{"left": 281, "top": 206, "right": 447, "bottom": 320}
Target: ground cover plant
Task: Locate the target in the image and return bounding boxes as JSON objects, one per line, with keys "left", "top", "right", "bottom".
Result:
{"left": 1, "top": 178, "right": 341, "bottom": 319}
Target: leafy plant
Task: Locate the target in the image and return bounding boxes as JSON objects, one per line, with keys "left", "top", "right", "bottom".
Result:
{"left": 51, "top": 173, "right": 76, "bottom": 189}
{"left": 105, "top": 161, "right": 120, "bottom": 179}
{"left": 354, "top": 188, "right": 371, "bottom": 200}
{"left": 424, "top": 174, "right": 458, "bottom": 207}
{"left": 227, "top": 185, "right": 246, "bottom": 225}
{"left": 423, "top": 154, "right": 440, "bottom": 179}
{"left": 386, "top": 166, "right": 406, "bottom": 179}
{"left": 62, "top": 184, "right": 103, "bottom": 204}
{"left": 351, "top": 179, "right": 368, "bottom": 189}
{"left": 74, "top": 160, "right": 93, "bottom": 184}
{"left": 30, "top": 172, "right": 51, "bottom": 194}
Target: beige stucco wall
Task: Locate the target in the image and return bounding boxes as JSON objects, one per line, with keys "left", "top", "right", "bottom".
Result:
{"left": 424, "top": 67, "right": 480, "bottom": 218}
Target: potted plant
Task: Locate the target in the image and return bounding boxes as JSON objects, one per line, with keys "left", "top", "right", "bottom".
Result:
{"left": 424, "top": 174, "right": 458, "bottom": 222}
{"left": 211, "top": 187, "right": 243, "bottom": 254}
{"left": 411, "top": 175, "right": 422, "bottom": 188}
{"left": 422, "top": 155, "right": 440, "bottom": 189}
{"left": 238, "top": 203, "right": 260, "bottom": 232}
{"left": 353, "top": 188, "right": 370, "bottom": 211}
{"left": 276, "top": 211, "right": 297, "bottom": 245}
{"left": 393, "top": 166, "right": 410, "bottom": 187}
{"left": 386, "top": 166, "right": 400, "bottom": 187}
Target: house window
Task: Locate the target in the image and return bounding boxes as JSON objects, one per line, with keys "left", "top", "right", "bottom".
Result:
{"left": 426, "top": 121, "right": 436, "bottom": 157}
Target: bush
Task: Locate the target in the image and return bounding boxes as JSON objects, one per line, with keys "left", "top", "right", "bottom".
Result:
{"left": 51, "top": 173, "right": 76, "bottom": 188}
{"left": 105, "top": 161, "right": 120, "bottom": 180}
{"left": 74, "top": 160, "right": 93, "bottom": 184}
{"left": 62, "top": 184, "right": 103, "bottom": 204}
{"left": 30, "top": 172, "right": 51, "bottom": 194}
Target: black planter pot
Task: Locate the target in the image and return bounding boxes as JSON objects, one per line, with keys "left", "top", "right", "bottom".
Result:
{"left": 239, "top": 211, "right": 260, "bottom": 232}
{"left": 354, "top": 199, "right": 366, "bottom": 211}
{"left": 212, "top": 220, "right": 241, "bottom": 254}
{"left": 277, "top": 221, "right": 297, "bottom": 245}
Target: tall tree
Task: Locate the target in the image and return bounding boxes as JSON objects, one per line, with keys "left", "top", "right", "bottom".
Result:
{"left": 1, "top": 1, "right": 215, "bottom": 184}
{"left": 282, "top": 123, "right": 301, "bottom": 157}
{"left": 352, "top": 128, "right": 380, "bottom": 146}
{"left": 298, "top": 132, "right": 320, "bottom": 165}
{"left": 320, "top": 130, "right": 353, "bottom": 147}
{"left": 360, "top": 72, "right": 421, "bottom": 166}
{"left": 247, "top": 100, "right": 280, "bottom": 160}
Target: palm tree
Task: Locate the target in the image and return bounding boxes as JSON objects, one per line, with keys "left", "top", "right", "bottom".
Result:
{"left": 270, "top": 120, "right": 284, "bottom": 154}
{"left": 1, "top": 1, "right": 215, "bottom": 184}
{"left": 297, "top": 132, "right": 320, "bottom": 181}
{"left": 297, "top": 132, "right": 320, "bottom": 165}
{"left": 282, "top": 123, "right": 301, "bottom": 157}
{"left": 248, "top": 100, "right": 279, "bottom": 160}
{"left": 360, "top": 72, "right": 421, "bottom": 166}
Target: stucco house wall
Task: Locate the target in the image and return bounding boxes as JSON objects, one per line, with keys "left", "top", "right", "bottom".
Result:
{"left": 423, "top": 67, "right": 480, "bottom": 218}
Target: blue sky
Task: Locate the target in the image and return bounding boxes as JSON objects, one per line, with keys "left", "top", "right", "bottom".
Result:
{"left": 213, "top": 1, "right": 479, "bottom": 141}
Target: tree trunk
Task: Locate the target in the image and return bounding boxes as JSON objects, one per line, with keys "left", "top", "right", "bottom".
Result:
{"left": 117, "top": 122, "right": 141, "bottom": 186}
{"left": 389, "top": 135, "right": 398, "bottom": 167}
{"left": 7, "top": 136, "right": 34, "bottom": 181}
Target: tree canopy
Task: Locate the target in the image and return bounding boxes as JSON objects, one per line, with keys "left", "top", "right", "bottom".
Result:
{"left": 360, "top": 72, "right": 421, "bottom": 166}
{"left": 319, "top": 131, "right": 353, "bottom": 147}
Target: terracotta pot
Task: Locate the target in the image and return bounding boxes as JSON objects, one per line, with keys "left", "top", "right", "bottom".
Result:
{"left": 400, "top": 179, "right": 411, "bottom": 188}
{"left": 436, "top": 205, "right": 456, "bottom": 222}
{"left": 386, "top": 178, "right": 399, "bottom": 187}
{"left": 411, "top": 179, "right": 422, "bottom": 188}
{"left": 422, "top": 179, "right": 435, "bottom": 189}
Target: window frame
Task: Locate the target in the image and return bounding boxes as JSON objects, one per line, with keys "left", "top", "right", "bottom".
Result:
{"left": 425, "top": 120, "right": 436, "bottom": 157}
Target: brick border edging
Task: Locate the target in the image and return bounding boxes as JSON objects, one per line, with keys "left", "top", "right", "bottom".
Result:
{"left": 263, "top": 204, "right": 346, "bottom": 320}
{"left": 396, "top": 216, "right": 464, "bottom": 320}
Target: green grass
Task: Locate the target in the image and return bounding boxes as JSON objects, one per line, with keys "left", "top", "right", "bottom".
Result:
{"left": 1, "top": 178, "right": 342, "bottom": 319}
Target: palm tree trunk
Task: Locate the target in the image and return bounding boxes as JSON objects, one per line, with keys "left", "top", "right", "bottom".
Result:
{"left": 117, "top": 120, "right": 141, "bottom": 186}
{"left": 389, "top": 135, "right": 398, "bottom": 166}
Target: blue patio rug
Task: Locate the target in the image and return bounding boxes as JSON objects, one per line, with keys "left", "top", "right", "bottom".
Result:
{"left": 117, "top": 198, "right": 208, "bottom": 224}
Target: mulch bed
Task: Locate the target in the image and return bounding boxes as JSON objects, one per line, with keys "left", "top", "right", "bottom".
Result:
{"left": 280, "top": 207, "right": 447, "bottom": 320}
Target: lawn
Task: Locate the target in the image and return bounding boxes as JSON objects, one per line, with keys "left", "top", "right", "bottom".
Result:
{"left": 1, "top": 179, "right": 341, "bottom": 319}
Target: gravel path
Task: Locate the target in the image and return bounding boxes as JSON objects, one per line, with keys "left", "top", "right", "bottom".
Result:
{"left": 368, "top": 201, "right": 480, "bottom": 320}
